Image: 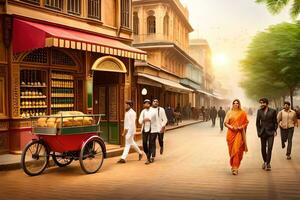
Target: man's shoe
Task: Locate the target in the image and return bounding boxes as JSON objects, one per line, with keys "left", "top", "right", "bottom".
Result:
{"left": 262, "top": 162, "right": 267, "bottom": 170}
{"left": 266, "top": 164, "right": 271, "bottom": 171}
{"left": 150, "top": 157, "right": 154, "bottom": 163}
{"left": 160, "top": 147, "right": 164, "bottom": 155}
{"left": 145, "top": 160, "right": 151, "bottom": 165}
{"left": 282, "top": 143, "right": 286, "bottom": 149}
{"left": 138, "top": 154, "right": 143, "bottom": 161}
{"left": 117, "top": 159, "right": 126, "bottom": 164}
{"left": 287, "top": 155, "right": 292, "bottom": 160}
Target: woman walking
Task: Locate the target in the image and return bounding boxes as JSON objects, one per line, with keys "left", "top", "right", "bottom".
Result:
{"left": 224, "top": 99, "right": 249, "bottom": 175}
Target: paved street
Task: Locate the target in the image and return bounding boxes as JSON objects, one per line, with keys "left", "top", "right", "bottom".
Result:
{"left": 1, "top": 116, "right": 300, "bottom": 200}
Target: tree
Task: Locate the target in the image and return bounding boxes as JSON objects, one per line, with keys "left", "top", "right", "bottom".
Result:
{"left": 241, "top": 22, "right": 300, "bottom": 108}
{"left": 256, "top": 0, "right": 300, "bottom": 19}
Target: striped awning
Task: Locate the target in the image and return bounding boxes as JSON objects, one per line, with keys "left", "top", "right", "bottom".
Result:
{"left": 13, "top": 19, "right": 147, "bottom": 61}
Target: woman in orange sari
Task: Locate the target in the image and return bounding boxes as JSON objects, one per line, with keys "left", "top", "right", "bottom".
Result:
{"left": 224, "top": 99, "right": 249, "bottom": 175}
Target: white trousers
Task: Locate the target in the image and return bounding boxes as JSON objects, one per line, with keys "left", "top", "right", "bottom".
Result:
{"left": 121, "top": 134, "right": 142, "bottom": 160}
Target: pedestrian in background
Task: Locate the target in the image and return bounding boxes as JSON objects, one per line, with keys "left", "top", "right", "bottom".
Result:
{"left": 118, "top": 100, "right": 143, "bottom": 163}
{"left": 277, "top": 101, "right": 298, "bottom": 160}
{"left": 151, "top": 98, "right": 168, "bottom": 156}
{"left": 210, "top": 106, "right": 217, "bottom": 127}
{"left": 218, "top": 107, "right": 226, "bottom": 131}
{"left": 224, "top": 99, "right": 249, "bottom": 175}
{"left": 256, "top": 98, "right": 278, "bottom": 171}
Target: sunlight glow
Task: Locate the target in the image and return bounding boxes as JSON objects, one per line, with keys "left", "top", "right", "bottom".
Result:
{"left": 212, "top": 53, "right": 229, "bottom": 67}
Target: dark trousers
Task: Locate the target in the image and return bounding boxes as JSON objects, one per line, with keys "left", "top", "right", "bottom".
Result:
{"left": 142, "top": 131, "right": 158, "bottom": 160}
{"left": 260, "top": 135, "right": 274, "bottom": 164}
{"left": 280, "top": 127, "right": 294, "bottom": 156}
{"left": 153, "top": 132, "right": 164, "bottom": 157}
{"left": 212, "top": 117, "right": 216, "bottom": 126}
{"left": 219, "top": 117, "right": 224, "bottom": 131}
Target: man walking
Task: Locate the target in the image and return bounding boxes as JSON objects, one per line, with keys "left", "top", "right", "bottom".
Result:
{"left": 117, "top": 100, "right": 143, "bottom": 163}
{"left": 211, "top": 106, "right": 218, "bottom": 127}
{"left": 151, "top": 98, "right": 168, "bottom": 156}
{"left": 256, "top": 98, "right": 278, "bottom": 171}
{"left": 218, "top": 107, "right": 226, "bottom": 131}
{"left": 138, "top": 99, "right": 158, "bottom": 165}
{"left": 277, "top": 101, "right": 298, "bottom": 160}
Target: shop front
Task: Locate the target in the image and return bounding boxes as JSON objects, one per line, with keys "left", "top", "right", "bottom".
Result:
{"left": 136, "top": 73, "right": 193, "bottom": 113}
{"left": 7, "top": 17, "right": 146, "bottom": 152}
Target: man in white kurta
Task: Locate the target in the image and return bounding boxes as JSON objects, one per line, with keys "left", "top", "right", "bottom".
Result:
{"left": 138, "top": 99, "right": 159, "bottom": 164}
{"left": 117, "top": 100, "right": 143, "bottom": 163}
{"left": 151, "top": 98, "right": 168, "bottom": 156}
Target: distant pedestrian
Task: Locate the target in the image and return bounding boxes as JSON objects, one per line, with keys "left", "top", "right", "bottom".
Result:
{"left": 256, "top": 98, "right": 278, "bottom": 171}
{"left": 218, "top": 107, "right": 226, "bottom": 131}
{"left": 210, "top": 106, "right": 217, "bottom": 127}
{"left": 118, "top": 100, "right": 143, "bottom": 163}
{"left": 277, "top": 101, "right": 298, "bottom": 160}
{"left": 138, "top": 99, "right": 159, "bottom": 164}
{"left": 151, "top": 98, "right": 168, "bottom": 156}
{"left": 224, "top": 99, "right": 249, "bottom": 175}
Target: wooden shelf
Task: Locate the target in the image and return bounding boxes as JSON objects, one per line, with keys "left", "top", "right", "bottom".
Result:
{"left": 51, "top": 77, "right": 74, "bottom": 81}
{"left": 21, "top": 85, "right": 47, "bottom": 88}
{"left": 21, "top": 96, "right": 47, "bottom": 99}
{"left": 51, "top": 105, "right": 74, "bottom": 108}
{"left": 21, "top": 106, "right": 47, "bottom": 109}
{"left": 52, "top": 96, "right": 75, "bottom": 98}
{"left": 51, "top": 86, "right": 74, "bottom": 88}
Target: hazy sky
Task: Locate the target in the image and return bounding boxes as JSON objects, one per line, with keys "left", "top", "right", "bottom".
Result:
{"left": 180, "top": 0, "right": 292, "bottom": 105}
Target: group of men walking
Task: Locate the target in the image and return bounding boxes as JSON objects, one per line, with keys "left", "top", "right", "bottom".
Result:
{"left": 256, "top": 98, "right": 298, "bottom": 171}
{"left": 118, "top": 98, "right": 168, "bottom": 165}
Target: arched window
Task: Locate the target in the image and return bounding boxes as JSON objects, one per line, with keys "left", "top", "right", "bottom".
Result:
{"left": 163, "top": 14, "right": 169, "bottom": 36}
{"left": 133, "top": 12, "right": 139, "bottom": 35}
{"left": 147, "top": 15, "right": 156, "bottom": 34}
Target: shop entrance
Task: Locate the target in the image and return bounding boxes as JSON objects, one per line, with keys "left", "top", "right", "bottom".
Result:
{"left": 91, "top": 56, "right": 127, "bottom": 145}
{"left": 93, "top": 72, "right": 121, "bottom": 144}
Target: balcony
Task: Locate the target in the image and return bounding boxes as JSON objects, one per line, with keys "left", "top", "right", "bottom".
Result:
{"left": 133, "top": 34, "right": 188, "bottom": 53}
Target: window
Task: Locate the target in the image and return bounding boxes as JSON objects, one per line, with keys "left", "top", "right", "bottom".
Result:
{"left": 147, "top": 16, "right": 156, "bottom": 34}
{"left": 121, "top": 0, "right": 130, "bottom": 28}
{"left": 88, "top": 0, "right": 101, "bottom": 19}
{"left": 133, "top": 12, "right": 139, "bottom": 35}
{"left": 68, "top": 0, "right": 81, "bottom": 15}
{"left": 45, "top": 0, "right": 63, "bottom": 10}
{"left": 163, "top": 14, "right": 169, "bottom": 36}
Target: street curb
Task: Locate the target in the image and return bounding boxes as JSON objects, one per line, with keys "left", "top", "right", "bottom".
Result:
{"left": 0, "top": 120, "right": 202, "bottom": 171}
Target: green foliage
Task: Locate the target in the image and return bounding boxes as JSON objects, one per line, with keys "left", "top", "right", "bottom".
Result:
{"left": 256, "top": 0, "right": 300, "bottom": 19}
{"left": 240, "top": 22, "right": 300, "bottom": 101}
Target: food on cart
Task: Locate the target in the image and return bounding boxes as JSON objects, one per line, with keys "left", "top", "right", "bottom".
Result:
{"left": 36, "top": 111, "right": 94, "bottom": 128}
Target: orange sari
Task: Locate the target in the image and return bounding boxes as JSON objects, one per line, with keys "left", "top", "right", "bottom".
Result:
{"left": 225, "top": 110, "right": 249, "bottom": 169}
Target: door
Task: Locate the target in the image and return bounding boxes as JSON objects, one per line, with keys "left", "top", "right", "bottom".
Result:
{"left": 98, "top": 85, "right": 119, "bottom": 144}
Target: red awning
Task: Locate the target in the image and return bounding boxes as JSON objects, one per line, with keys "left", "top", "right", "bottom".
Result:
{"left": 13, "top": 19, "right": 147, "bottom": 60}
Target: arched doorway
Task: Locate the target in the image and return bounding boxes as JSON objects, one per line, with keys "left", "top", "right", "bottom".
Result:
{"left": 91, "top": 56, "right": 127, "bottom": 144}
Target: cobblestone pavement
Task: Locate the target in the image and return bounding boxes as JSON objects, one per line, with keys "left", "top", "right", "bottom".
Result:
{"left": 1, "top": 116, "right": 300, "bottom": 200}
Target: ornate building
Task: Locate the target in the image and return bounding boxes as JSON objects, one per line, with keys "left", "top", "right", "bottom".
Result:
{"left": 0, "top": 0, "right": 146, "bottom": 153}
{"left": 132, "top": 0, "right": 203, "bottom": 112}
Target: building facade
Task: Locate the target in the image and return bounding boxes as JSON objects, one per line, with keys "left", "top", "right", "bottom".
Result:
{"left": 0, "top": 0, "right": 146, "bottom": 153}
{"left": 132, "top": 0, "right": 203, "bottom": 114}
{"left": 189, "top": 39, "right": 217, "bottom": 107}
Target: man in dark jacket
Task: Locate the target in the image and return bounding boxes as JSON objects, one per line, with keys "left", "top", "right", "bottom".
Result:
{"left": 210, "top": 106, "right": 218, "bottom": 127}
{"left": 256, "top": 98, "right": 278, "bottom": 171}
{"left": 217, "top": 107, "right": 226, "bottom": 131}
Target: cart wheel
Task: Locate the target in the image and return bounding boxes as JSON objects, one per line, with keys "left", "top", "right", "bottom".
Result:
{"left": 52, "top": 152, "right": 73, "bottom": 167}
{"left": 21, "top": 140, "right": 49, "bottom": 176}
{"left": 79, "top": 137, "right": 104, "bottom": 174}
